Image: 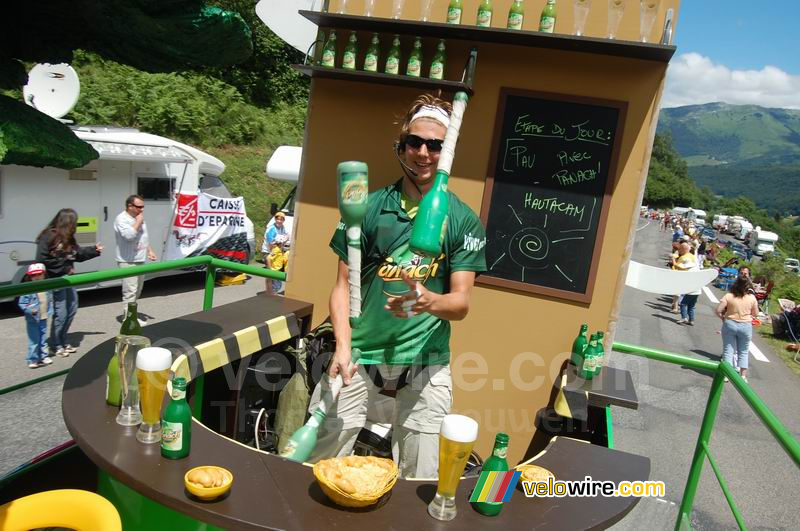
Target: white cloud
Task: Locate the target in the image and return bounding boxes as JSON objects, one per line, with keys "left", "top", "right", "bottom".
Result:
{"left": 662, "top": 53, "right": 800, "bottom": 109}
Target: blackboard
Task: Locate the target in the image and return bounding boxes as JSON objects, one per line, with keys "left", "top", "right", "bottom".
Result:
{"left": 477, "top": 88, "right": 627, "bottom": 303}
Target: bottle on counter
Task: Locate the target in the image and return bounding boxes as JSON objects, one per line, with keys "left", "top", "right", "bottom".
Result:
{"left": 385, "top": 34, "right": 402, "bottom": 74}
{"left": 569, "top": 323, "right": 589, "bottom": 366}
{"left": 472, "top": 432, "right": 509, "bottom": 516}
{"left": 507, "top": 0, "right": 525, "bottom": 30}
{"left": 447, "top": 0, "right": 463, "bottom": 24}
{"left": 319, "top": 30, "right": 337, "bottom": 67}
{"left": 161, "top": 377, "right": 192, "bottom": 459}
{"left": 342, "top": 31, "right": 358, "bottom": 70}
{"left": 539, "top": 0, "right": 557, "bottom": 33}
{"left": 429, "top": 39, "right": 446, "bottom": 80}
{"left": 106, "top": 303, "right": 142, "bottom": 406}
{"left": 476, "top": 0, "right": 493, "bottom": 27}
{"left": 363, "top": 33, "right": 380, "bottom": 72}
{"left": 406, "top": 37, "right": 423, "bottom": 77}
{"left": 578, "top": 333, "right": 599, "bottom": 379}
{"left": 595, "top": 331, "right": 606, "bottom": 373}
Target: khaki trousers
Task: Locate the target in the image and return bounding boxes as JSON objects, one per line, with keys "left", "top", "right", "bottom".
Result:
{"left": 307, "top": 364, "right": 452, "bottom": 479}
{"left": 119, "top": 261, "right": 144, "bottom": 313}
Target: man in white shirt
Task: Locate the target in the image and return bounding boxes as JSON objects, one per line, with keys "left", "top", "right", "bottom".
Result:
{"left": 114, "top": 195, "right": 157, "bottom": 320}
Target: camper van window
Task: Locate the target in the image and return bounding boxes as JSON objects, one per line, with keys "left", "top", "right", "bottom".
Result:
{"left": 137, "top": 176, "right": 175, "bottom": 201}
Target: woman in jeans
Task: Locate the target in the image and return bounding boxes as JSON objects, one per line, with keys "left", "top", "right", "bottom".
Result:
{"left": 36, "top": 209, "right": 103, "bottom": 356}
{"left": 715, "top": 276, "right": 759, "bottom": 383}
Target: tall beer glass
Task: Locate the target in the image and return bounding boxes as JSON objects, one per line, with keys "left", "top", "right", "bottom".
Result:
{"left": 427, "top": 414, "right": 478, "bottom": 521}
{"left": 135, "top": 347, "right": 172, "bottom": 444}
{"left": 115, "top": 335, "right": 150, "bottom": 426}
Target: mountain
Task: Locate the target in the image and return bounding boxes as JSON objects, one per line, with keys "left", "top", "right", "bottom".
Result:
{"left": 656, "top": 102, "right": 800, "bottom": 214}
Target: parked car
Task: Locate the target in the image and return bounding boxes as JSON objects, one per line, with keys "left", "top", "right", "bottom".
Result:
{"left": 729, "top": 243, "right": 751, "bottom": 260}
{"left": 784, "top": 258, "right": 800, "bottom": 273}
{"left": 700, "top": 227, "right": 717, "bottom": 243}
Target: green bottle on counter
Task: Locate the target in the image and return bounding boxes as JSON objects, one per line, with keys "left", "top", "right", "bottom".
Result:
{"left": 161, "top": 377, "right": 192, "bottom": 459}
{"left": 595, "top": 331, "right": 606, "bottom": 375}
{"left": 320, "top": 30, "right": 337, "bottom": 67}
{"left": 280, "top": 409, "right": 326, "bottom": 463}
{"left": 363, "top": 33, "right": 380, "bottom": 72}
{"left": 385, "top": 34, "right": 401, "bottom": 74}
{"left": 429, "top": 39, "right": 446, "bottom": 79}
{"left": 406, "top": 37, "right": 423, "bottom": 77}
{"left": 476, "top": 0, "right": 493, "bottom": 27}
{"left": 342, "top": 31, "right": 358, "bottom": 70}
{"left": 472, "top": 432, "right": 509, "bottom": 516}
{"left": 507, "top": 0, "right": 525, "bottom": 30}
{"left": 569, "top": 323, "right": 589, "bottom": 366}
{"left": 447, "top": 0, "right": 463, "bottom": 24}
{"left": 578, "top": 334, "right": 599, "bottom": 379}
{"left": 106, "top": 303, "right": 142, "bottom": 405}
{"left": 539, "top": 0, "right": 557, "bottom": 33}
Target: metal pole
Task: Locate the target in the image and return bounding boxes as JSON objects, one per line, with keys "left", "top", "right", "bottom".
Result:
{"left": 203, "top": 263, "right": 216, "bottom": 311}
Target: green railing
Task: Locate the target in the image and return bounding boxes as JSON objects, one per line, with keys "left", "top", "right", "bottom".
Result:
{"left": 0, "top": 256, "right": 284, "bottom": 397}
{"left": 613, "top": 342, "right": 800, "bottom": 531}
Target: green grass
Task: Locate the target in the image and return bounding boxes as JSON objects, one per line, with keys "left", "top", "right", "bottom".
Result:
{"left": 206, "top": 144, "right": 294, "bottom": 254}
{"left": 756, "top": 326, "right": 800, "bottom": 378}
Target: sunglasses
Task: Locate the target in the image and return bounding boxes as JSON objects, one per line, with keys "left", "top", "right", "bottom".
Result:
{"left": 130, "top": 203, "right": 145, "bottom": 209}
{"left": 405, "top": 134, "right": 444, "bottom": 153}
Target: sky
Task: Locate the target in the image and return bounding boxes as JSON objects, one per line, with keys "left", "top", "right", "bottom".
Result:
{"left": 662, "top": 0, "right": 800, "bottom": 109}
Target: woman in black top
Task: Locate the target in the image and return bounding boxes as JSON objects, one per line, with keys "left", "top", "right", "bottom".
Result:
{"left": 35, "top": 208, "right": 103, "bottom": 356}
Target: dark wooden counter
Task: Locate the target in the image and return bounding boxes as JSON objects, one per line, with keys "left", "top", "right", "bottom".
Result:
{"left": 64, "top": 296, "right": 650, "bottom": 530}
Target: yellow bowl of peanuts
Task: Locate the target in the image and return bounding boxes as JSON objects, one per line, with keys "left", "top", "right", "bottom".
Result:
{"left": 184, "top": 466, "right": 233, "bottom": 500}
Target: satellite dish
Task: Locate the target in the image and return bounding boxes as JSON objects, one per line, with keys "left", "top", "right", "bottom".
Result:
{"left": 23, "top": 63, "right": 80, "bottom": 120}
{"left": 256, "top": 0, "right": 322, "bottom": 54}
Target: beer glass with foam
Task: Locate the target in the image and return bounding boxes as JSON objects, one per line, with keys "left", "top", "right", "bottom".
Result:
{"left": 427, "top": 414, "right": 478, "bottom": 521}
{"left": 135, "top": 347, "right": 172, "bottom": 444}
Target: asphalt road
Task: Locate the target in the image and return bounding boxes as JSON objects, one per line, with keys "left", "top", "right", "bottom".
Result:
{"left": 609, "top": 221, "right": 800, "bottom": 531}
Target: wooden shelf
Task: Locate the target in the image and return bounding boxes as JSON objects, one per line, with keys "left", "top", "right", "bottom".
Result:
{"left": 292, "top": 65, "right": 474, "bottom": 95}
{"left": 300, "top": 10, "right": 676, "bottom": 63}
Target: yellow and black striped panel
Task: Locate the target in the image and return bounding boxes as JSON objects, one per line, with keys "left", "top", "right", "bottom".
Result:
{"left": 170, "top": 313, "right": 301, "bottom": 381}
{"left": 554, "top": 373, "right": 589, "bottom": 421}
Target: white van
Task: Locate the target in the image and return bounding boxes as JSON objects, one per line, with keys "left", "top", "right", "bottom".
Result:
{"left": 686, "top": 208, "right": 707, "bottom": 226}
{"left": 737, "top": 221, "right": 753, "bottom": 241}
{"left": 713, "top": 214, "right": 728, "bottom": 230}
{"left": 0, "top": 126, "right": 255, "bottom": 294}
{"left": 748, "top": 228, "right": 779, "bottom": 256}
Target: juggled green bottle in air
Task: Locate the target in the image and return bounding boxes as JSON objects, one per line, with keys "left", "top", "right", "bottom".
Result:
{"left": 406, "top": 37, "right": 423, "bottom": 77}
{"left": 342, "top": 31, "right": 358, "bottom": 70}
{"left": 385, "top": 34, "right": 401, "bottom": 74}
{"left": 539, "top": 0, "right": 557, "bottom": 33}
{"left": 363, "top": 33, "right": 380, "bottom": 72}
{"left": 320, "top": 30, "right": 337, "bottom": 67}
{"left": 476, "top": 0, "right": 493, "bottom": 27}
{"left": 447, "top": 0, "right": 463, "bottom": 24}
{"left": 429, "top": 39, "right": 446, "bottom": 80}
{"left": 507, "top": 0, "right": 525, "bottom": 30}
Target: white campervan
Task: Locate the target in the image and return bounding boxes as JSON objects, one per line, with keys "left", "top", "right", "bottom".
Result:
{"left": 713, "top": 214, "right": 728, "bottom": 230}
{"left": 748, "top": 228, "right": 779, "bottom": 256}
{"left": 686, "top": 208, "right": 707, "bottom": 227}
{"left": 0, "top": 127, "right": 255, "bottom": 293}
{"left": 736, "top": 221, "right": 753, "bottom": 241}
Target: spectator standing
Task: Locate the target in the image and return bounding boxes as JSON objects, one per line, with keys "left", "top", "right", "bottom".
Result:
{"left": 114, "top": 195, "right": 157, "bottom": 322}
{"left": 266, "top": 235, "right": 288, "bottom": 295}
{"left": 36, "top": 208, "right": 103, "bottom": 356}
{"left": 18, "top": 263, "right": 53, "bottom": 368}
{"left": 715, "top": 276, "right": 759, "bottom": 383}
{"left": 261, "top": 211, "right": 288, "bottom": 291}
{"left": 671, "top": 241, "right": 696, "bottom": 313}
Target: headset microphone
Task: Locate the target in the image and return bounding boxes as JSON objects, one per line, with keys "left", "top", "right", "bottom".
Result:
{"left": 394, "top": 141, "right": 418, "bottom": 177}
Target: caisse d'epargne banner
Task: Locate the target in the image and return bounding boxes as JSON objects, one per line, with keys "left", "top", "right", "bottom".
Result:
{"left": 165, "top": 192, "right": 250, "bottom": 264}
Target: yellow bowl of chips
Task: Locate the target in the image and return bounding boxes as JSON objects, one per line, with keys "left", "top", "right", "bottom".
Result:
{"left": 313, "top": 456, "right": 398, "bottom": 508}
{"left": 184, "top": 466, "right": 233, "bottom": 500}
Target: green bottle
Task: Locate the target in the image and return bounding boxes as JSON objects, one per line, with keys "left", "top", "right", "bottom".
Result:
{"left": 578, "top": 334, "right": 599, "bottom": 379}
{"left": 447, "top": 0, "right": 463, "bottom": 24}
{"left": 539, "top": 0, "right": 557, "bottom": 33}
{"left": 472, "top": 433, "right": 509, "bottom": 516}
{"left": 363, "top": 33, "right": 380, "bottom": 72}
{"left": 161, "top": 377, "right": 192, "bottom": 459}
{"left": 476, "top": 0, "right": 493, "bottom": 27}
{"left": 280, "top": 409, "right": 326, "bottom": 462}
{"left": 342, "top": 31, "right": 358, "bottom": 70}
{"left": 429, "top": 39, "right": 446, "bottom": 80}
{"left": 320, "top": 30, "right": 337, "bottom": 67}
{"left": 409, "top": 169, "right": 450, "bottom": 257}
{"left": 595, "top": 331, "right": 605, "bottom": 375}
{"left": 406, "top": 37, "right": 423, "bottom": 77}
{"left": 385, "top": 34, "right": 401, "bottom": 74}
{"left": 569, "top": 323, "right": 589, "bottom": 366}
{"left": 507, "top": 0, "right": 525, "bottom": 30}
{"left": 106, "top": 303, "right": 142, "bottom": 405}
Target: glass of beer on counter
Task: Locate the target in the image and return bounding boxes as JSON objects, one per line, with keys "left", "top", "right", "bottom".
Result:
{"left": 427, "top": 414, "right": 479, "bottom": 521}
{"left": 135, "top": 347, "right": 172, "bottom": 444}
{"left": 116, "top": 335, "right": 150, "bottom": 426}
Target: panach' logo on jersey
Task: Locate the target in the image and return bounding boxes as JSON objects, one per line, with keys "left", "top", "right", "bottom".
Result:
{"left": 378, "top": 252, "right": 445, "bottom": 288}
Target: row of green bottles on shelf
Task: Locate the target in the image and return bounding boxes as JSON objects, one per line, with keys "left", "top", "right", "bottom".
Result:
{"left": 320, "top": 32, "right": 448, "bottom": 79}
{"left": 447, "top": 0, "right": 557, "bottom": 32}
{"left": 570, "top": 323, "right": 605, "bottom": 379}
